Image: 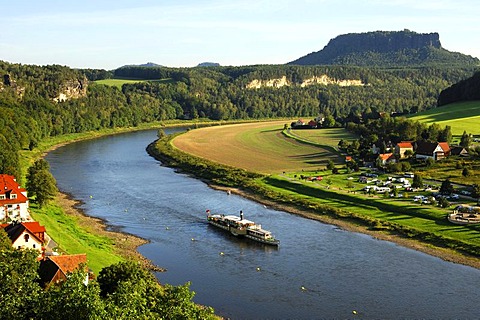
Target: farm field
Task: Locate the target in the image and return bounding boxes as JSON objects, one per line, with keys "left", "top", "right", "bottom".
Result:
{"left": 289, "top": 127, "right": 357, "bottom": 145}
{"left": 95, "top": 78, "right": 173, "bottom": 88}
{"left": 171, "top": 121, "right": 344, "bottom": 174}
{"left": 408, "top": 101, "right": 480, "bottom": 136}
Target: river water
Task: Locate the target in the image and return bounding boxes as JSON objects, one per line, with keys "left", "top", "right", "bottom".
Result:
{"left": 46, "top": 129, "right": 480, "bottom": 319}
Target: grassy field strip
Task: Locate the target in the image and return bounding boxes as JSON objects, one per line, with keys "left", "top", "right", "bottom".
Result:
{"left": 408, "top": 101, "right": 480, "bottom": 135}
{"left": 32, "top": 202, "right": 122, "bottom": 274}
{"left": 261, "top": 176, "right": 480, "bottom": 247}
{"left": 172, "top": 122, "right": 344, "bottom": 174}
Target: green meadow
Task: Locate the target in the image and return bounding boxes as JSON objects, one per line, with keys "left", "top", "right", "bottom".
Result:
{"left": 95, "top": 78, "right": 174, "bottom": 88}
{"left": 408, "top": 101, "right": 480, "bottom": 136}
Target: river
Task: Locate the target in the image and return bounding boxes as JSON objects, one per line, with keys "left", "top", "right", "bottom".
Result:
{"left": 46, "top": 129, "right": 480, "bottom": 319}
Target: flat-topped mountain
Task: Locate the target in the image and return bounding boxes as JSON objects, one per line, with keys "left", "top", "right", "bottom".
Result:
{"left": 288, "top": 30, "right": 479, "bottom": 67}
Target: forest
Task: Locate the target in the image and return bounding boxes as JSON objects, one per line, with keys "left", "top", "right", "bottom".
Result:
{"left": 0, "top": 60, "right": 478, "bottom": 180}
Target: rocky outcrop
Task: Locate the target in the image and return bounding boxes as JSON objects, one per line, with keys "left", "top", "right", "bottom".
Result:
{"left": 288, "top": 30, "right": 479, "bottom": 67}
{"left": 246, "top": 76, "right": 290, "bottom": 89}
{"left": 53, "top": 77, "right": 88, "bottom": 102}
{"left": 246, "top": 75, "right": 363, "bottom": 89}
{"left": 0, "top": 74, "right": 26, "bottom": 97}
{"left": 300, "top": 75, "right": 364, "bottom": 87}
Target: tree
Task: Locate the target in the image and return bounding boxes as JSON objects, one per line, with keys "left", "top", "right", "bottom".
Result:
{"left": 439, "top": 125, "right": 452, "bottom": 143}
{"left": 460, "top": 131, "right": 471, "bottom": 148}
{"left": 0, "top": 249, "right": 42, "bottom": 320}
{"left": 26, "top": 159, "right": 58, "bottom": 207}
{"left": 440, "top": 178, "right": 454, "bottom": 195}
{"left": 157, "top": 128, "right": 166, "bottom": 139}
{"left": 472, "top": 184, "right": 480, "bottom": 204}
{"left": 326, "top": 160, "right": 335, "bottom": 170}
{"left": 412, "top": 174, "right": 423, "bottom": 189}
{"left": 462, "top": 167, "right": 471, "bottom": 177}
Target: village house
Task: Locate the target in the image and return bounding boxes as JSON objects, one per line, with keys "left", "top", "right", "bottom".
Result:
{"left": 395, "top": 141, "right": 414, "bottom": 159}
{"left": 415, "top": 141, "right": 450, "bottom": 161}
{"left": 450, "top": 146, "right": 469, "bottom": 157}
{"left": 38, "top": 254, "right": 89, "bottom": 287}
{"left": 376, "top": 153, "right": 396, "bottom": 166}
{"left": 1, "top": 221, "right": 46, "bottom": 252}
{"left": 0, "top": 174, "right": 29, "bottom": 221}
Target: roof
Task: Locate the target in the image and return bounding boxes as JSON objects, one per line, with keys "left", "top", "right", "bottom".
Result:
{"left": 47, "top": 254, "right": 87, "bottom": 275}
{"left": 450, "top": 146, "right": 468, "bottom": 155}
{"left": 415, "top": 141, "right": 438, "bottom": 155}
{"left": 0, "top": 174, "right": 28, "bottom": 205}
{"left": 2, "top": 222, "right": 44, "bottom": 243}
{"left": 397, "top": 141, "right": 413, "bottom": 148}
{"left": 22, "top": 221, "right": 46, "bottom": 234}
{"left": 378, "top": 153, "right": 394, "bottom": 161}
{"left": 438, "top": 142, "right": 450, "bottom": 152}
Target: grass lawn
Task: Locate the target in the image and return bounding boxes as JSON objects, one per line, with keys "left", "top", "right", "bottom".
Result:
{"left": 95, "top": 78, "right": 174, "bottom": 89}
{"left": 172, "top": 121, "right": 345, "bottom": 174}
{"left": 408, "top": 101, "right": 480, "bottom": 136}
{"left": 260, "top": 171, "right": 480, "bottom": 249}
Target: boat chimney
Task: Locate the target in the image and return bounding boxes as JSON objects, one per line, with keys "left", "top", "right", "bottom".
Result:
{"left": 240, "top": 210, "right": 244, "bottom": 220}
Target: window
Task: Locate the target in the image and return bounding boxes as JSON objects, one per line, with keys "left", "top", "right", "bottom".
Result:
{"left": 11, "top": 194, "right": 17, "bottom": 199}
{"left": 33, "top": 244, "right": 36, "bottom": 249}
{"left": 0, "top": 195, "right": 5, "bottom": 200}
{"left": 24, "top": 234, "right": 29, "bottom": 242}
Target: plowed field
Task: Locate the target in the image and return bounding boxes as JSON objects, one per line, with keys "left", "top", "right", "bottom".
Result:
{"left": 172, "top": 121, "right": 342, "bottom": 174}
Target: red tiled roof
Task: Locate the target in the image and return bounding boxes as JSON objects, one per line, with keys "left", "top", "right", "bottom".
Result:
{"left": 3, "top": 223, "right": 43, "bottom": 244}
{"left": 378, "top": 153, "right": 394, "bottom": 161}
{"left": 0, "top": 174, "right": 28, "bottom": 205}
{"left": 397, "top": 142, "right": 413, "bottom": 148}
{"left": 48, "top": 254, "right": 87, "bottom": 275}
{"left": 22, "top": 221, "right": 46, "bottom": 234}
{"left": 438, "top": 142, "right": 450, "bottom": 152}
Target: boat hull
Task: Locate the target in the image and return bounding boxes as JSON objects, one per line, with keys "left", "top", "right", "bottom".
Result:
{"left": 207, "top": 213, "right": 279, "bottom": 246}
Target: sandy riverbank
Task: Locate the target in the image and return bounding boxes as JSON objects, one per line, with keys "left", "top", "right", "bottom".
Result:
{"left": 210, "top": 185, "right": 480, "bottom": 270}
{"left": 55, "top": 192, "right": 165, "bottom": 272}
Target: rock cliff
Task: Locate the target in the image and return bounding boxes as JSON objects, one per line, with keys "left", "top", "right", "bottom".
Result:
{"left": 246, "top": 75, "right": 364, "bottom": 89}
{"left": 288, "top": 30, "right": 479, "bottom": 67}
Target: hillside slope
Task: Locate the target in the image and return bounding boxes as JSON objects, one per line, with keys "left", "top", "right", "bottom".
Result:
{"left": 438, "top": 72, "right": 480, "bottom": 106}
{"left": 288, "top": 30, "right": 479, "bottom": 67}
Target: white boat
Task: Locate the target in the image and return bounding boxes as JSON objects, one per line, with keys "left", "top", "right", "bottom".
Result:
{"left": 206, "top": 210, "right": 279, "bottom": 246}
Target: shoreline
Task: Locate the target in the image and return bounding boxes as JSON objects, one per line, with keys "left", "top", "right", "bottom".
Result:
{"left": 55, "top": 191, "right": 165, "bottom": 272}
{"left": 210, "top": 185, "right": 480, "bottom": 270}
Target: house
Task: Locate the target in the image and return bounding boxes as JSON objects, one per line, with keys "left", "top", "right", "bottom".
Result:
{"left": 1, "top": 221, "right": 46, "bottom": 251}
{"left": 395, "top": 141, "right": 414, "bottom": 159}
{"left": 345, "top": 156, "right": 353, "bottom": 162}
{"left": 450, "top": 146, "right": 469, "bottom": 157}
{"left": 308, "top": 120, "right": 317, "bottom": 128}
{"left": 38, "top": 254, "right": 89, "bottom": 287}
{"left": 415, "top": 141, "right": 450, "bottom": 161}
{"left": 0, "top": 174, "right": 29, "bottom": 221}
{"left": 377, "top": 153, "right": 396, "bottom": 166}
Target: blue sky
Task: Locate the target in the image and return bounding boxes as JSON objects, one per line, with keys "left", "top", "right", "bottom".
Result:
{"left": 1, "top": 0, "right": 479, "bottom": 69}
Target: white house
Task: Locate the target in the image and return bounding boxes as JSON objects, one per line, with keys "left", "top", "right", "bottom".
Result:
{"left": 0, "top": 174, "right": 29, "bottom": 221}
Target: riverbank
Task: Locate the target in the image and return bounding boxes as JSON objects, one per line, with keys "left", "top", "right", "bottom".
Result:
{"left": 211, "top": 185, "right": 480, "bottom": 269}
{"left": 54, "top": 192, "right": 165, "bottom": 272}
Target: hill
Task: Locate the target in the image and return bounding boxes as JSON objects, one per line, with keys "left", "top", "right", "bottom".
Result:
{"left": 438, "top": 72, "right": 480, "bottom": 106}
{"left": 288, "top": 30, "right": 480, "bottom": 67}
{"left": 197, "top": 62, "right": 220, "bottom": 67}
{"left": 119, "top": 62, "right": 163, "bottom": 68}
{"left": 407, "top": 101, "right": 480, "bottom": 135}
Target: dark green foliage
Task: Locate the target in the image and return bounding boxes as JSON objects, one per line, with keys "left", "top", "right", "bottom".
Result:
{"left": 0, "top": 249, "right": 42, "bottom": 320}
{"left": 412, "top": 174, "right": 424, "bottom": 189}
{"left": 462, "top": 167, "right": 472, "bottom": 177}
{"left": 440, "top": 178, "right": 454, "bottom": 195}
{"left": 438, "top": 71, "right": 480, "bottom": 106}
{"left": 26, "top": 159, "right": 58, "bottom": 207}
{"left": 460, "top": 131, "right": 472, "bottom": 148}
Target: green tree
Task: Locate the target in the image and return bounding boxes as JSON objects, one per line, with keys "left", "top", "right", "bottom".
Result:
{"left": 440, "top": 178, "right": 454, "bottom": 195}
{"left": 38, "top": 269, "right": 106, "bottom": 320}
{"left": 0, "top": 228, "right": 13, "bottom": 251}
{"left": 26, "top": 159, "right": 58, "bottom": 207}
{"left": 460, "top": 131, "right": 471, "bottom": 148}
{"left": 0, "top": 249, "right": 42, "bottom": 320}
{"left": 472, "top": 184, "right": 480, "bottom": 204}
{"left": 326, "top": 160, "right": 335, "bottom": 170}
{"left": 462, "top": 167, "right": 471, "bottom": 177}
{"left": 412, "top": 174, "right": 423, "bottom": 189}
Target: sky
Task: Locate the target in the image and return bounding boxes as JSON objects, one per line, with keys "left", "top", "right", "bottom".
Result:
{"left": 1, "top": 0, "right": 479, "bottom": 70}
